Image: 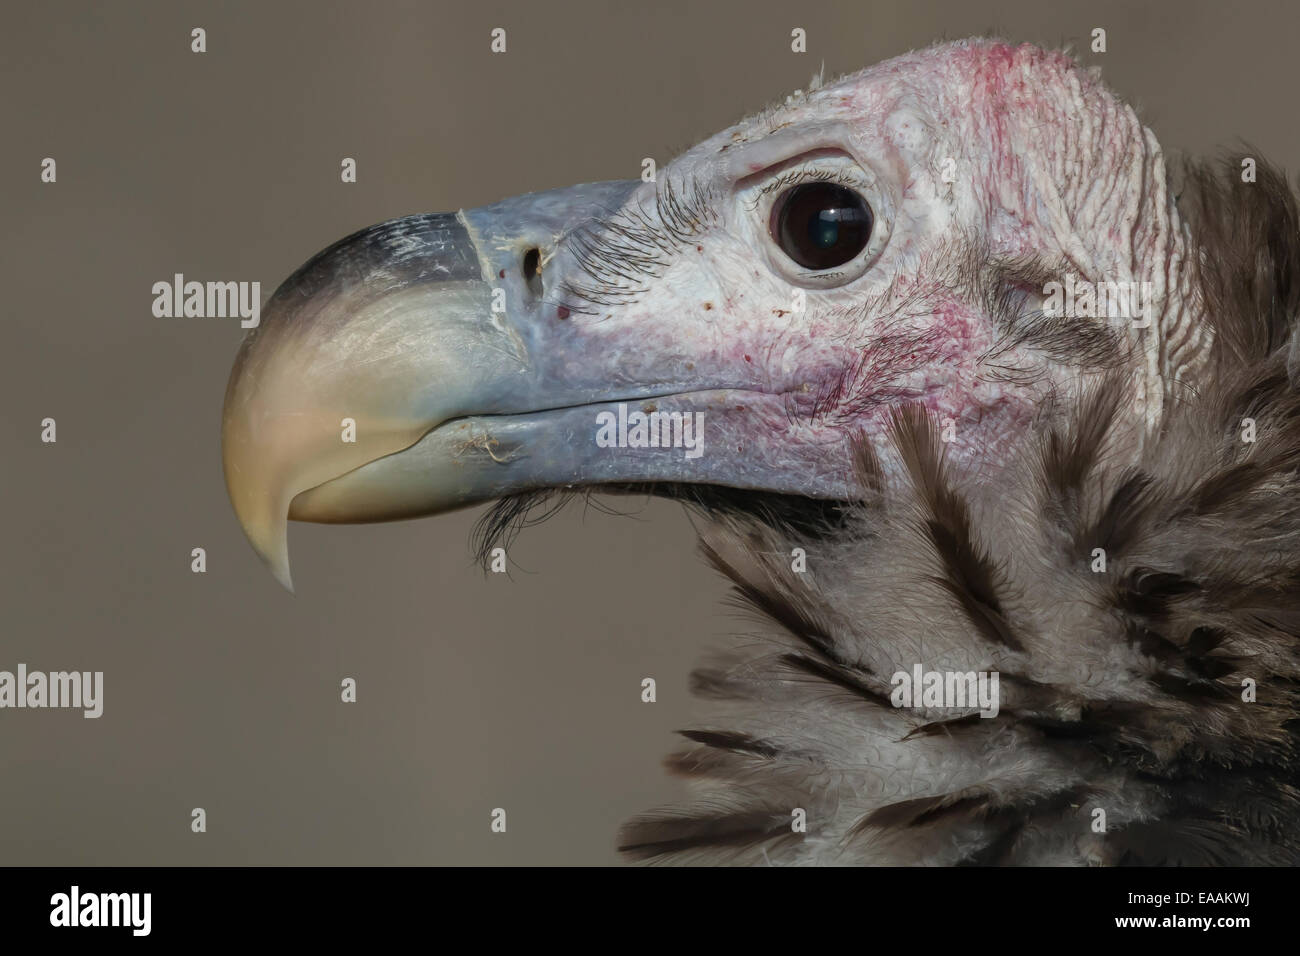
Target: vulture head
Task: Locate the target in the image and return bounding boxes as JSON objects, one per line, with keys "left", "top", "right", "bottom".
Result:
{"left": 223, "top": 39, "right": 1300, "bottom": 865}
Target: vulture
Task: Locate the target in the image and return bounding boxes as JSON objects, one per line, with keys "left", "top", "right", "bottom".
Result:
{"left": 222, "top": 39, "right": 1300, "bottom": 865}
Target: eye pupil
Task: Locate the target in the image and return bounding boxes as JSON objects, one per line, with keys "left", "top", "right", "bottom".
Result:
{"left": 774, "top": 182, "right": 873, "bottom": 270}
{"left": 811, "top": 211, "right": 840, "bottom": 248}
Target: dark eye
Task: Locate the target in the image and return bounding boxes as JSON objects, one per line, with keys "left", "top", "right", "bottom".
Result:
{"left": 772, "top": 182, "right": 873, "bottom": 271}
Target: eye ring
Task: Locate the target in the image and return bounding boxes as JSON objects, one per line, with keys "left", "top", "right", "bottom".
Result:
{"left": 771, "top": 182, "right": 874, "bottom": 270}
{"left": 744, "top": 154, "right": 892, "bottom": 290}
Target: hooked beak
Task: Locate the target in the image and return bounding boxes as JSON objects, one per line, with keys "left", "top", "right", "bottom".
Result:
{"left": 223, "top": 181, "right": 650, "bottom": 590}
{"left": 223, "top": 180, "right": 848, "bottom": 591}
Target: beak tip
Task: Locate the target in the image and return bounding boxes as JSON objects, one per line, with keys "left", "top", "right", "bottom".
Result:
{"left": 246, "top": 528, "right": 296, "bottom": 594}
{"left": 223, "top": 401, "right": 299, "bottom": 594}
{"left": 223, "top": 467, "right": 297, "bottom": 594}
{"left": 234, "top": 513, "right": 297, "bottom": 594}
{"left": 275, "top": 570, "right": 296, "bottom": 595}
{"left": 251, "top": 515, "right": 296, "bottom": 594}
{"left": 266, "top": 548, "right": 296, "bottom": 594}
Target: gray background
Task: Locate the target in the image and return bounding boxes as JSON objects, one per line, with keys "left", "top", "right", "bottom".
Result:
{"left": 2, "top": 0, "right": 1296, "bottom": 865}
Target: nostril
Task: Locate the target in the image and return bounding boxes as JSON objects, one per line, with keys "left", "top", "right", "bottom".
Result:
{"left": 522, "top": 248, "right": 543, "bottom": 298}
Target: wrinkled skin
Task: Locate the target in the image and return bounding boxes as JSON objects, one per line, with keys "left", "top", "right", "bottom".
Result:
{"left": 223, "top": 39, "right": 1203, "bottom": 589}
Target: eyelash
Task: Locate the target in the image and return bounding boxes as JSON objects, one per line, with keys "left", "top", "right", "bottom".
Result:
{"left": 558, "top": 175, "right": 719, "bottom": 311}
{"left": 745, "top": 166, "right": 863, "bottom": 212}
